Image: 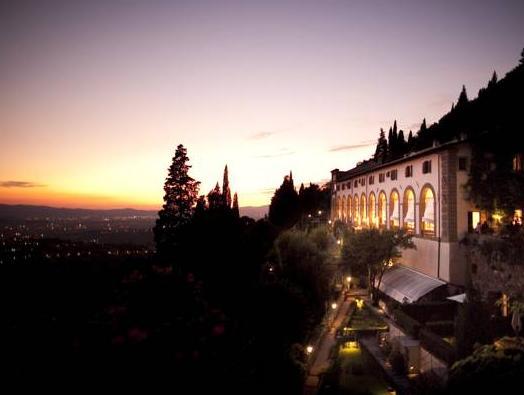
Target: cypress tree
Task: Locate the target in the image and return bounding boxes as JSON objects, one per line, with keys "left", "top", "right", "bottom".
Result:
{"left": 232, "top": 192, "right": 239, "bottom": 218}
{"left": 488, "top": 71, "right": 498, "bottom": 89}
{"left": 154, "top": 144, "right": 200, "bottom": 255}
{"left": 222, "top": 165, "right": 232, "bottom": 208}
{"left": 398, "top": 129, "right": 406, "bottom": 156}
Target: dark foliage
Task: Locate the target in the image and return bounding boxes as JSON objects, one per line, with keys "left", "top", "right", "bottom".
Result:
{"left": 447, "top": 337, "right": 524, "bottom": 395}
{"left": 269, "top": 172, "right": 300, "bottom": 229}
{"left": 154, "top": 144, "right": 200, "bottom": 257}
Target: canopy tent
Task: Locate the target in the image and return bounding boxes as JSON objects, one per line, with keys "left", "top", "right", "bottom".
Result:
{"left": 376, "top": 266, "right": 446, "bottom": 304}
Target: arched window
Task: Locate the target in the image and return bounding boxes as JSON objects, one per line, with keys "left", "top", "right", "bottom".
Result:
{"left": 421, "top": 186, "right": 435, "bottom": 236}
{"left": 403, "top": 188, "right": 415, "bottom": 233}
{"left": 389, "top": 190, "right": 400, "bottom": 229}
{"left": 369, "top": 193, "right": 376, "bottom": 227}
{"left": 378, "top": 192, "right": 387, "bottom": 229}
{"left": 360, "top": 193, "right": 367, "bottom": 226}
{"left": 341, "top": 197, "right": 346, "bottom": 222}
{"left": 346, "top": 196, "right": 352, "bottom": 223}
{"left": 353, "top": 195, "right": 359, "bottom": 226}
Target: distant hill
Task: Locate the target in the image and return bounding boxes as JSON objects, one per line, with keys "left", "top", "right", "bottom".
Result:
{"left": 0, "top": 204, "right": 157, "bottom": 220}
{"left": 0, "top": 203, "right": 269, "bottom": 221}
{"left": 239, "top": 205, "right": 268, "bottom": 220}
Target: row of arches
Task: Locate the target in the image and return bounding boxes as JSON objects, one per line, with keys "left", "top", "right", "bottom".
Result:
{"left": 335, "top": 185, "right": 436, "bottom": 236}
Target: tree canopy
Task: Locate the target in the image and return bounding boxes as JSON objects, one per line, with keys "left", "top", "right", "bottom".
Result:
{"left": 341, "top": 229, "right": 414, "bottom": 302}
{"left": 269, "top": 172, "right": 300, "bottom": 229}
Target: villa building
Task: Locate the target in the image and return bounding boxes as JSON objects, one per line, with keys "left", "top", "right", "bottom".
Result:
{"left": 330, "top": 137, "right": 480, "bottom": 302}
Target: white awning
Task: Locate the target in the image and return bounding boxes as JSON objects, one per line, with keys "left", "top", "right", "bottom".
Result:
{"left": 404, "top": 201, "right": 415, "bottom": 223}
{"left": 376, "top": 266, "right": 446, "bottom": 304}
{"left": 447, "top": 293, "right": 466, "bottom": 303}
{"left": 422, "top": 198, "right": 435, "bottom": 223}
{"left": 390, "top": 206, "right": 399, "bottom": 221}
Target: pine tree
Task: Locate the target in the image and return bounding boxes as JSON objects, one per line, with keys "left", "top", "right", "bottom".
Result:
{"left": 154, "top": 144, "right": 200, "bottom": 255}
{"left": 457, "top": 85, "right": 469, "bottom": 108}
{"left": 222, "top": 165, "right": 232, "bottom": 208}
{"left": 207, "top": 182, "right": 222, "bottom": 210}
{"left": 520, "top": 48, "right": 524, "bottom": 64}
{"left": 488, "top": 71, "right": 498, "bottom": 89}
{"left": 269, "top": 172, "right": 300, "bottom": 229}
{"left": 232, "top": 192, "right": 239, "bottom": 218}
{"left": 195, "top": 195, "right": 207, "bottom": 216}
{"left": 373, "top": 128, "right": 388, "bottom": 162}
{"left": 407, "top": 130, "right": 413, "bottom": 145}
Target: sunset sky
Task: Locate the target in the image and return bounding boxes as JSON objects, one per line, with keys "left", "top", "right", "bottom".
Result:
{"left": 1, "top": 0, "right": 523, "bottom": 209}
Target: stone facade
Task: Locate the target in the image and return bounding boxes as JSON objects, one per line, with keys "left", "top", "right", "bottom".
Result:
{"left": 466, "top": 237, "right": 524, "bottom": 299}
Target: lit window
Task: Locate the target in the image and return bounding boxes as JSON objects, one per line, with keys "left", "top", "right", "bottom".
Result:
{"left": 353, "top": 195, "right": 360, "bottom": 226}
{"left": 403, "top": 189, "right": 415, "bottom": 233}
{"left": 421, "top": 188, "right": 435, "bottom": 236}
{"left": 369, "top": 193, "right": 376, "bottom": 227}
{"left": 360, "top": 194, "right": 367, "bottom": 226}
{"left": 513, "top": 153, "right": 523, "bottom": 172}
{"left": 378, "top": 192, "right": 387, "bottom": 229}
{"left": 514, "top": 209, "right": 522, "bottom": 226}
{"left": 389, "top": 191, "right": 400, "bottom": 229}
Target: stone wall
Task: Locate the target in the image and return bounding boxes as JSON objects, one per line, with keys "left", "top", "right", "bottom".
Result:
{"left": 466, "top": 237, "right": 524, "bottom": 298}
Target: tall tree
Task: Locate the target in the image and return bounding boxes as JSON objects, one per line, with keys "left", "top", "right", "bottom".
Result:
{"left": 207, "top": 182, "right": 222, "bottom": 210}
{"left": 374, "top": 128, "right": 388, "bottom": 162}
{"left": 398, "top": 129, "right": 406, "bottom": 156}
{"left": 269, "top": 172, "right": 300, "bottom": 229}
{"left": 154, "top": 144, "right": 200, "bottom": 255}
{"left": 488, "top": 71, "right": 498, "bottom": 89}
{"left": 457, "top": 85, "right": 469, "bottom": 108}
{"left": 232, "top": 192, "right": 239, "bottom": 218}
{"left": 222, "top": 165, "right": 232, "bottom": 208}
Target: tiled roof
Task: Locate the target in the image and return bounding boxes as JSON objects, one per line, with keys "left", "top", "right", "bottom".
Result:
{"left": 333, "top": 138, "right": 466, "bottom": 182}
